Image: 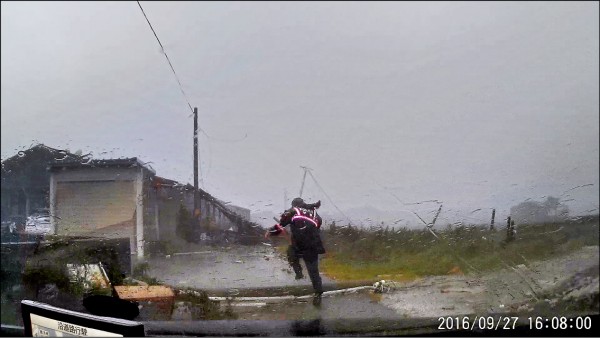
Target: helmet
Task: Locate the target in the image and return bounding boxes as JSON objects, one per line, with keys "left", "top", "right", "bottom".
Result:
{"left": 291, "top": 197, "right": 304, "bottom": 207}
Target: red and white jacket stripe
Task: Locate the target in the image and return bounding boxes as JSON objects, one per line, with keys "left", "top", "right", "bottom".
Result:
{"left": 268, "top": 207, "right": 322, "bottom": 236}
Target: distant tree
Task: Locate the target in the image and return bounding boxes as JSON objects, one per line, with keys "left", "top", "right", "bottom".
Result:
{"left": 510, "top": 201, "right": 547, "bottom": 224}
{"left": 543, "top": 196, "right": 560, "bottom": 212}
{"left": 543, "top": 196, "right": 569, "bottom": 221}
{"left": 510, "top": 196, "right": 569, "bottom": 224}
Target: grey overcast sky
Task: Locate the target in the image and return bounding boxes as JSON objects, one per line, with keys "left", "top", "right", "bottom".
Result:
{"left": 1, "top": 1, "right": 598, "bottom": 226}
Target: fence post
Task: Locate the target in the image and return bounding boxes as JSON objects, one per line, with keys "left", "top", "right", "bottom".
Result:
{"left": 506, "top": 216, "right": 516, "bottom": 242}
{"left": 510, "top": 219, "right": 515, "bottom": 240}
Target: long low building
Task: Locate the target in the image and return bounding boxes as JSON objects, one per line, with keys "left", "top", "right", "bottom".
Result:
{"left": 1, "top": 144, "right": 258, "bottom": 258}
{"left": 48, "top": 158, "right": 257, "bottom": 259}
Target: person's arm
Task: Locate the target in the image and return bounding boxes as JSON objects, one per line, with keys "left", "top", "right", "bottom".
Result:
{"left": 301, "top": 200, "right": 321, "bottom": 210}
{"left": 264, "top": 210, "right": 294, "bottom": 238}
{"left": 264, "top": 223, "right": 285, "bottom": 238}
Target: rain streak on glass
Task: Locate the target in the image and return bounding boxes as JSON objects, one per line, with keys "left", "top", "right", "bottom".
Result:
{"left": 0, "top": 1, "right": 599, "bottom": 336}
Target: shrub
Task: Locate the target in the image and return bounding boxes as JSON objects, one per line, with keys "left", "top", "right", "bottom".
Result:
{"left": 176, "top": 204, "right": 196, "bottom": 242}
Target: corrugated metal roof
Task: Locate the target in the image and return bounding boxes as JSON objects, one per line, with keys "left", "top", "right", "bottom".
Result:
{"left": 48, "top": 157, "right": 156, "bottom": 174}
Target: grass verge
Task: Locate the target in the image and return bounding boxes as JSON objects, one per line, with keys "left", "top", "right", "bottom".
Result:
{"left": 319, "top": 218, "right": 599, "bottom": 282}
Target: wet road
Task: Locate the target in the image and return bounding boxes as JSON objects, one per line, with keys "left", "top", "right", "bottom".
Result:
{"left": 146, "top": 245, "right": 335, "bottom": 292}
{"left": 147, "top": 244, "right": 599, "bottom": 321}
{"left": 146, "top": 245, "right": 407, "bottom": 320}
{"left": 379, "top": 245, "right": 600, "bottom": 317}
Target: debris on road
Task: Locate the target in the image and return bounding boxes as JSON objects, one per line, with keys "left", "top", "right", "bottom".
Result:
{"left": 114, "top": 285, "right": 175, "bottom": 320}
{"left": 373, "top": 280, "right": 402, "bottom": 293}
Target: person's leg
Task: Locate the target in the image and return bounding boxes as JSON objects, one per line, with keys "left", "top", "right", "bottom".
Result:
{"left": 287, "top": 245, "right": 303, "bottom": 279}
{"left": 303, "top": 253, "right": 323, "bottom": 305}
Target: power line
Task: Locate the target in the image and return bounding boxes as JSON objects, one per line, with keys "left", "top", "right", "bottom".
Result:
{"left": 136, "top": 1, "right": 193, "bottom": 114}
{"left": 307, "top": 171, "right": 352, "bottom": 224}
{"left": 137, "top": 2, "right": 249, "bottom": 187}
{"left": 137, "top": 1, "right": 205, "bottom": 188}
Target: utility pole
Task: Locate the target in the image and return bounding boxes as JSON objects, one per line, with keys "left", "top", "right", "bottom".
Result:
{"left": 284, "top": 189, "right": 288, "bottom": 209}
{"left": 299, "top": 166, "right": 312, "bottom": 198}
{"left": 490, "top": 208, "right": 496, "bottom": 230}
{"left": 193, "top": 107, "right": 199, "bottom": 215}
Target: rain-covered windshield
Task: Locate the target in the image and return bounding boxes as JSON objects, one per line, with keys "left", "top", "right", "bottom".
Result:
{"left": 1, "top": 1, "right": 598, "bottom": 336}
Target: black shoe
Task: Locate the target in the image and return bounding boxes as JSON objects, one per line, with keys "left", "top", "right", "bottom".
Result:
{"left": 295, "top": 274, "right": 304, "bottom": 280}
{"left": 312, "top": 292, "right": 323, "bottom": 306}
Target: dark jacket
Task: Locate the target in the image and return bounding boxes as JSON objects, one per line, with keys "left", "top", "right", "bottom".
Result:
{"left": 267, "top": 206, "right": 325, "bottom": 255}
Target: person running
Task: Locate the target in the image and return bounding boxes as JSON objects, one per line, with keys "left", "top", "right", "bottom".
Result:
{"left": 265, "top": 197, "right": 325, "bottom": 306}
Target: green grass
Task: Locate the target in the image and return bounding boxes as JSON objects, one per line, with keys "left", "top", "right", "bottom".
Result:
{"left": 319, "top": 218, "right": 599, "bottom": 282}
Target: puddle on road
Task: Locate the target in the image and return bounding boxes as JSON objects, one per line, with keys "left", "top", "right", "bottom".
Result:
{"left": 231, "top": 292, "right": 400, "bottom": 321}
